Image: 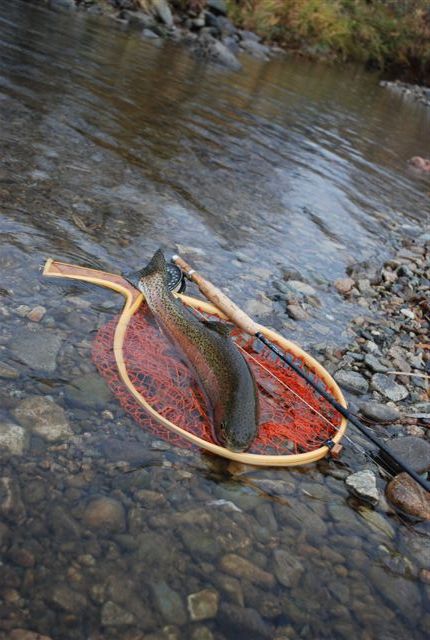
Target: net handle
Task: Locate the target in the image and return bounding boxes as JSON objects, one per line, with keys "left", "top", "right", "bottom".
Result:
{"left": 43, "top": 259, "right": 347, "bottom": 466}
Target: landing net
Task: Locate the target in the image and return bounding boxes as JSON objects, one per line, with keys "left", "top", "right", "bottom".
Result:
{"left": 92, "top": 303, "right": 342, "bottom": 455}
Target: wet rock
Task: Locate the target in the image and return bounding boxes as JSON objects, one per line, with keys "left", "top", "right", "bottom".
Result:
{"left": 27, "top": 306, "right": 46, "bottom": 322}
{"left": 358, "top": 507, "right": 395, "bottom": 538}
{"left": 386, "top": 473, "right": 430, "bottom": 520}
{"left": 187, "top": 589, "right": 219, "bottom": 621}
{"left": 272, "top": 549, "right": 304, "bottom": 587}
{"left": 334, "top": 278, "right": 355, "bottom": 295}
{"left": 334, "top": 370, "right": 369, "bottom": 395}
{"left": 286, "top": 304, "right": 309, "bottom": 321}
{"left": 101, "top": 601, "right": 135, "bottom": 626}
{"left": 10, "top": 328, "right": 62, "bottom": 373}
{"left": 50, "top": 505, "right": 81, "bottom": 538}
{"left": 364, "top": 353, "right": 388, "bottom": 373}
{"left": 0, "top": 477, "right": 26, "bottom": 523}
{"left": 220, "top": 554, "right": 275, "bottom": 588}
{"left": 371, "top": 374, "right": 408, "bottom": 401}
{"left": 82, "top": 497, "right": 126, "bottom": 532}
{"left": 369, "top": 565, "right": 422, "bottom": 618}
{"left": 191, "top": 628, "right": 214, "bottom": 640}
{"left": 65, "top": 373, "right": 112, "bottom": 409}
{"left": 0, "top": 361, "right": 19, "bottom": 379}
{"left": 151, "top": 0, "right": 173, "bottom": 28}
{"left": 49, "top": 0, "right": 76, "bottom": 10}
{"left": 240, "top": 39, "right": 269, "bottom": 59}
{"left": 360, "top": 402, "right": 400, "bottom": 424}
{"left": 0, "top": 422, "right": 29, "bottom": 455}
{"left": 0, "top": 522, "right": 11, "bottom": 550}
{"left": 8, "top": 631, "right": 53, "bottom": 640}
{"left": 151, "top": 581, "right": 187, "bottom": 625}
{"left": 180, "top": 527, "right": 221, "bottom": 561}
{"left": 244, "top": 293, "right": 273, "bottom": 316}
{"left": 207, "top": 0, "right": 227, "bottom": 15}
{"left": 99, "top": 437, "right": 163, "bottom": 465}
{"left": 345, "top": 470, "right": 379, "bottom": 505}
{"left": 218, "top": 603, "right": 273, "bottom": 639}
{"left": 382, "top": 436, "right": 430, "bottom": 473}
{"left": 49, "top": 584, "right": 87, "bottom": 612}
{"left": 13, "top": 396, "right": 72, "bottom": 442}
{"left": 194, "top": 33, "right": 241, "bottom": 71}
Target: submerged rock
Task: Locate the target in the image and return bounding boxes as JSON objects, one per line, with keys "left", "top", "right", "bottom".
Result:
{"left": 187, "top": 589, "right": 219, "bottom": 621}
{"left": 0, "top": 422, "right": 29, "bottom": 455}
{"left": 65, "top": 373, "right": 112, "bottom": 409}
{"left": 151, "top": 581, "right": 187, "bottom": 625}
{"left": 8, "top": 631, "right": 53, "bottom": 640}
{"left": 101, "top": 601, "right": 136, "bottom": 627}
{"left": 82, "top": 497, "right": 126, "bottom": 533}
{"left": 386, "top": 473, "right": 430, "bottom": 520}
{"left": 10, "top": 328, "right": 62, "bottom": 373}
{"left": 218, "top": 603, "right": 273, "bottom": 639}
{"left": 345, "top": 470, "right": 379, "bottom": 505}
{"left": 272, "top": 549, "right": 304, "bottom": 587}
{"left": 0, "top": 361, "right": 19, "bottom": 379}
{"left": 369, "top": 565, "right": 422, "bottom": 618}
{"left": 13, "top": 396, "right": 72, "bottom": 442}
{"left": 0, "top": 476, "right": 26, "bottom": 523}
{"left": 220, "top": 554, "right": 275, "bottom": 588}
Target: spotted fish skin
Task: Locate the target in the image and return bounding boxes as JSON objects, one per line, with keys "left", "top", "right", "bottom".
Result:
{"left": 135, "top": 249, "right": 259, "bottom": 452}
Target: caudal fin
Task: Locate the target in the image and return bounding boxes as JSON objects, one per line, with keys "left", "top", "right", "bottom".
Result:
{"left": 123, "top": 249, "right": 166, "bottom": 289}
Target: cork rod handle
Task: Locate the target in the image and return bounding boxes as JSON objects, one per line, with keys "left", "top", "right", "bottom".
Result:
{"left": 172, "top": 255, "right": 260, "bottom": 335}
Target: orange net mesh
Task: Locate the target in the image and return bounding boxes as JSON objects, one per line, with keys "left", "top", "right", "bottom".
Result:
{"left": 92, "top": 303, "right": 342, "bottom": 455}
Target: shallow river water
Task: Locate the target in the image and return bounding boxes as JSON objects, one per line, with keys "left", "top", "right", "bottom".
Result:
{"left": 0, "top": 1, "right": 429, "bottom": 639}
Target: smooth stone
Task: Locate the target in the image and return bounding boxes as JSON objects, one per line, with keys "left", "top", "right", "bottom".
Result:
{"left": 65, "top": 373, "right": 112, "bottom": 409}
{"left": 13, "top": 396, "right": 72, "bottom": 442}
{"left": 211, "top": 38, "right": 242, "bottom": 70}
{"left": 10, "top": 328, "right": 62, "bottom": 373}
{"left": 207, "top": 0, "right": 227, "bottom": 15}
{"left": 218, "top": 603, "right": 272, "bottom": 639}
{"left": 187, "top": 589, "right": 219, "bottom": 621}
{"left": 151, "top": 0, "right": 173, "bottom": 27}
{"left": 334, "top": 278, "right": 355, "bottom": 295}
{"left": 286, "top": 280, "right": 317, "bottom": 296}
{"left": 220, "top": 554, "right": 275, "bottom": 588}
{"left": 334, "top": 370, "right": 369, "bottom": 395}
{"left": 49, "top": 584, "right": 87, "bottom": 613}
{"left": 386, "top": 473, "right": 430, "bottom": 520}
{"left": 371, "top": 374, "right": 408, "bottom": 401}
{"left": 360, "top": 402, "right": 400, "bottom": 424}
{"left": 286, "top": 304, "right": 309, "bottom": 321}
{"left": 358, "top": 507, "right": 395, "bottom": 538}
{"left": 369, "top": 565, "right": 422, "bottom": 618}
{"left": 82, "top": 497, "right": 126, "bottom": 532}
{"left": 240, "top": 39, "right": 269, "bottom": 59}
{"left": 101, "top": 601, "right": 135, "bottom": 626}
{"left": 272, "top": 549, "right": 304, "bottom": 587}
{"left": 244, "top": 293, "right": 273, "bottom": 316}
{"left": 0, "top": 361, "right": 19, "bottom": 379}
{"left": 27, "top": 305, "right": 46, "bottom": 322}
{"left": 99, "top": 437, "right": 163, "bottom": 465}
{"left": 151, "top": 581, "right": 187, "bottom": 625}
{"left": 345, "top": 470, "right": 379, "bottom": 505}
{"left": 382, "top": 436, "right": 430, "bottom": 473}
{"left": 364, "top": 353, "right": 388, "bottom": 373}
{"left": 0, "top": 423, "right": 29, "bottom": 455}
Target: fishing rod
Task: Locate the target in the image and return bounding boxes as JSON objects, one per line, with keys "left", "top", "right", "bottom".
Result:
{"left": 172, "top": 254, "right": 430, "bottom": 493}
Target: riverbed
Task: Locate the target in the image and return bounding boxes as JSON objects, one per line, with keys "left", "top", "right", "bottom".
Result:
{"left": 0, "top": 1, "right": 429, "bottom": 639}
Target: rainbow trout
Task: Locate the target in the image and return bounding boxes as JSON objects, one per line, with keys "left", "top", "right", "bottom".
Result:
{"left": 128, "top": 249, "right": 259, "bottom": 452}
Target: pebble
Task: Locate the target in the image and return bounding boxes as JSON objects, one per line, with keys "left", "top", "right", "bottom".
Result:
{"left": 0, "top": 422, "right": 29, "bottom": 455}
{"left": 371, "top": 373, "right": 409, "bottom": 401}
{"left": 345, "top": 470, "right": 379, "bottom": 505}
{"left": 334, "top": 370, "right": 369, "bottom": 395}
{"left": 360, "top": 402, "right": 400, "bottom": 424}
{"left": 220, "top": 553, "right": 275, "bottom": 587}
{"left": 82, "top": 497, "right": 126, "bottom": 532}
{"left": 187, "top": 589, "right": 219, "bottom": 621}
{"left": 13, "top": 396, "right": 73, "bottom": 442}
{"left": 386, "top": 473, "right": 430, "bottom": 520}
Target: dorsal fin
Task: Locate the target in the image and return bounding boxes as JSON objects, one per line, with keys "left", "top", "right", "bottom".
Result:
{"left": 201, "top": 319, "right": 231, "bottom": 338}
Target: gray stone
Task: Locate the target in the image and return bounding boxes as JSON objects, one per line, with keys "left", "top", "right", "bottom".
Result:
{"left": 49, "top": 0, "right": 76, "bottom": 10}
{"left": 334, "top": 370, "right": 369, "bottom": 395}
{"left": 369, "top": 565, "right": 422, "bottom": 619}
{"left": 285, "top": 280, "right": 317, "bottom": 296}
{"left": 371, "top": 374, "right": 408, "bottom": 401}
{"left": 360, "top": 402, "right": 400, "bottom": 424}
{"left": 0, "top": 361, "right": 19, "bottom": 379}
{"left": 10, "top": 328, "right": 62, "bottom": 373}
{"left": 82, "top": 497, "right": 126, "bottom": 533}
{"left": 273, "top": 549, "right": 304, "bottom": 587}
{"left": 383, "top": 436, "right": 430, "bottom": 473}
{"left": 151, "top": 0, "right": 173, "bottom": 28}
{"left": 345, "top": 470, "right": 379, "bottom": 505}
{"left": 207, "top": 0, "right": 227, "bottom": 15}
{"left": 364, "top": 353, "right": 388, "bottom": 373}
{"left": 240, "top": 40, "right": 270, "bottom": 59}
{"left": 151, "top": 581, "right": 187, "bottom": 625}
{"left": 218, "top": 603, "right": 273, "bottom": 639}
{"left": 65, "top": 373, "right": 112, "bottom": 409}
{"left": 286, "top": 304, "right": 309, "bottom": 321}
{"left": 187, "top": 589, "right": 219, "bottom": 621}
{"left": 211, "top": 39, "right": 242, "bottom": 70}
{"left": 13, "top": 396, "right": 72, "bottom": 442}
{"left": 101, "top": 601, "right": 135, "bottom": 626}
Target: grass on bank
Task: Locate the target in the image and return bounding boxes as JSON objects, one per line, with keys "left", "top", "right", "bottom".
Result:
{"left": 225, "top": 1, "right": 430, "bottom": 76}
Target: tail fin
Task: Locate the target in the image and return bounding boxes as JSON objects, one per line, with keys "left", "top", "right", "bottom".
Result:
{"left": 123, "top": 249, "right": 166, "bottom": 290}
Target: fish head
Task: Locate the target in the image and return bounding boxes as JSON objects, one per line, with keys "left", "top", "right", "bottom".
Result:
{"left": 213, "top": 402, "right": 258, "bottom": 453}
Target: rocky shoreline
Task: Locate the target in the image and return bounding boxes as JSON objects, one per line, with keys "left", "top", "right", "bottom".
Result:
{"left": 45, "top": 0, "right": 279, "bottom": 71}
{"left": 380, "top": 80, "right": 430, "bottom": 109}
